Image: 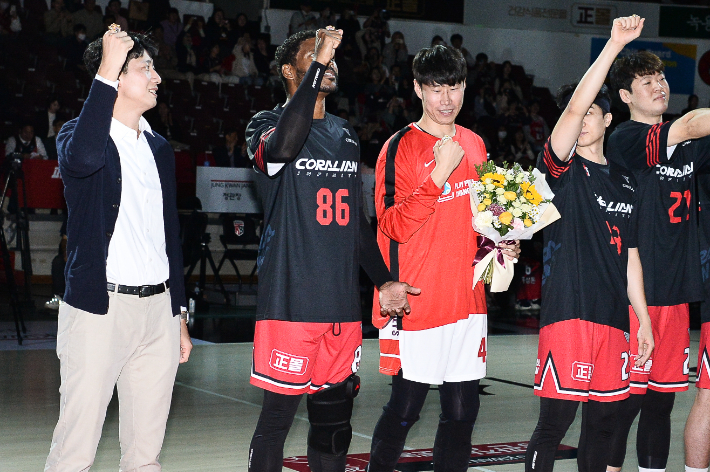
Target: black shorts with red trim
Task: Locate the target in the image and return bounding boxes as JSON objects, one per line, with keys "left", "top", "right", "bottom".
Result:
{"left": 629, "top": 304, "right": 690, "bottom": 393}
{"left": 250, "top": 320, "right": 362, "bottom": 395}
{"left": 534, "top": 319, "right": 631, "bottom": 402}
{"left": 697, "top": 322, "right": 710, "bottom": 390}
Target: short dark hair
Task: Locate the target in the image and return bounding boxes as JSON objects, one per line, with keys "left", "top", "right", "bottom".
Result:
{"left": 74, "top": 23, "right": 86, "bottom": 34}
{"left": 450, "top": 33, "right": 463, "bottom": 43}
{"left": 556, "top": 82, "right": 612, "bottom": 115}
{"left": 609, "top": 51, "right": 664, "bottom": 93}
{"left": 412, "top": 45, "right": 467, "bottom": 87}
{"left": 275, "top": 29, "right": 316, "bottom": 91}
{"left": 83, "top": 31, "right": 158, "bottom": 78}
{"left": 475, "top": 52, "right": 488, "bottom": 63}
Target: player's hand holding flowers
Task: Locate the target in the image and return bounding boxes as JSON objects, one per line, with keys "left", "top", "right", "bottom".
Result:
{"left": 469, "top": 161, "right": 559, "bottom": 291}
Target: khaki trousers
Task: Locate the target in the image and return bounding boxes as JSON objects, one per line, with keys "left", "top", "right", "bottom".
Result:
{"left": 45, "top": 289, "right": 181, "bottom": 472}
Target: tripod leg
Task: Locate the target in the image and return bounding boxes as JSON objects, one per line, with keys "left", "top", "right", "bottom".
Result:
{"left": 198, "top": 243, "right": 207, "bottom": 299}
{"left": 12, "top": 170, "right": 30, "bottom": 331}
{"left": 206, "top": 249, "right": 230, "bottom": 304}
{"left": 0, "top": 226, "right": 23, "bottom": 345}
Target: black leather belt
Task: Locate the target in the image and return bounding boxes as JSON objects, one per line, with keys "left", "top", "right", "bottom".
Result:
{"left": 107, "top": 280, "right": 170, "bottom": 298}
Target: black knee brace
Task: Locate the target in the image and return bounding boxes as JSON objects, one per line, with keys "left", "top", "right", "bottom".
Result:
{"left": 307, "top": 374, "right": 360, "bottom": 456}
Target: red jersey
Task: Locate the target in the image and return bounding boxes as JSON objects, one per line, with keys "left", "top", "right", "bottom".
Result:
{"left": 372, "top": 123, "right": 488, "bottom": 331}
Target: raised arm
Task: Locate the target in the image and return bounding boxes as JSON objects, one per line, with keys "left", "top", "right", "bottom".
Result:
{"left": 58, "top": 30, "right": 134, "bottom": 177}
{"left": 550, "top": 15, "right": 644, "bottom": 161}
{"left": 668, "top": 109, "right": 710, "bottom": 147}
{"left": 261, "top": 29, "right": 342, "bottom": 166}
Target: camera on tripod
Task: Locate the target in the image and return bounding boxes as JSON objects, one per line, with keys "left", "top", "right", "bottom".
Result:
{"left": 4, "top": 152, "right": 23, "bottom": 170}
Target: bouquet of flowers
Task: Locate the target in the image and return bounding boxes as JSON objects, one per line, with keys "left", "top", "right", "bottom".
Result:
{"left": 469, "top": 161, "right": 560, "bottom": 292}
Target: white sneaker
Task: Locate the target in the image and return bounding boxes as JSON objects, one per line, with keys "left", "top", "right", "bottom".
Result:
{"left": 45, "top": 295, "right": 62, "bottom": 310}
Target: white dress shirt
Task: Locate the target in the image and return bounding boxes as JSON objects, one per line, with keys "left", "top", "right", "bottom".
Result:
{"left": 98, "top": 74, "right": 170, "bottom": 286}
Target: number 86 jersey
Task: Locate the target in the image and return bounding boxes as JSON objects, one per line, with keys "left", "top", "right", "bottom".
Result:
{"left": 246, "top": 106, "right": 364, "bottom": 323}
{"left": 607, "top": 120, "right": 710, "bottom": 307}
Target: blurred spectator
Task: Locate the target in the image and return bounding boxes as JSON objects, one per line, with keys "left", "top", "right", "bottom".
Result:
{"left": 525, "top": 101, "right": 549, "bottom": 154}
{"left": 316, "top": 6, "right": 336, "bottom": 29}
{"left": 35, "top": 96, "right": 61, "bottom": 139}
{"left": 253, "top": 35, "right": 271, "bottom": 80}
{"left": 174, "top": 32, "right": 197, "bottom": 85}
{"left": 471, "top": 121, "right": 491, "bottom": 153}
{"left": 336, "top": 8, "right": 360, "bottom": 51}
{"left": 491, "top": 125, "right": 512, "bottom": 164}
{"left": 234, "top": 12, "right": 249, "bottom": 39}
{"left": 65, "top": 23, "right": 88, "bottom": 71}
{"left": 382, "top": 31, "right": 408, "bottom": 69}
{"left": 224, "top": 36, "right": 260, "bottom": 86}
{"left": 450, "top": 33, "right": 474, "bottom": 67}
{"left": 205, "top": 8, "right": 235, "bottom": 57}
{"left": 502, "top": 99, "right": 526, "bottom": 132}
{"left": 44, "top": 0, "right": 73, "bottom": 41}
{"left": 102, "top": 13, "right": 115, "bottom": 32}
{"left": 185, "top": 16, "right": 207, "bottom": 51}
{"left": 45, "top": 117, "right": 66, "bottom": 160}
{"left": 682, "top": 94, "right": 699, "bottom": 115}
{"left": 106, "top": 0, "right": 126, "bottom": 31}
{"left": 364, "top": 46, "right": 388, "bottom": 78}
{"left": 289, "top": 1, "right": 317, "bottom": 35}
{"left": 471, "top": 52, "right": 496, "bottom": 90}
{"left": 474, "top": 86, "right": 496, "bottom": 119}
{"left": 431, "top": 35, "right": 446, "bottom": 47}
{"left": 5, "top": 123, "right": 48, "bottom": 159}
{"left": 361, "top": 9, "right": 390, "bottom": 50}
{"left": 150, "top": 102, "right": 184, "bottom": 144}
{"left": 0, "top": 1, "right": 21, "bottom": 35}
{"left": 160, "top": 7, "right": 182, "bottom": 47}
{"left": 154, "top": 25, "right": 194, "bottom": 86}
{"left": 213, "top": 129, "right": 251, "bottom": 168}
{"left": 197, "top": 43, "right": 223, "bottom": 82}
{"left": 71, "top": 0, "right": 102, "bottom": 40}
{"left": 382, "top": 96, "right": 407, "bottom": 132}
{"left": 510, "top": 128, "right": 535, "bottom": 166}
{"left": 495, "top": 60, "right": 522, "bottom": 99}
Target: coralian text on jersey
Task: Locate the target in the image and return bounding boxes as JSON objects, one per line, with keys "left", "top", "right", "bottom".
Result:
{"left": 655, "top": 162, "right": 693, "bottom": 180}
{"left": 295, "top": 158, "right": 359, "bottom": 173}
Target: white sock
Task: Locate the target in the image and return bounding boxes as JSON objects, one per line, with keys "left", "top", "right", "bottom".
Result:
{"left": 685, "top": 466, "right": 709, "bottom": 472}
{"left": 639, "top": 468, "right": 665, "bottom": 472}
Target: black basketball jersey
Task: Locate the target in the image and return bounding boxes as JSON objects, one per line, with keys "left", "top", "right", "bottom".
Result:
{"left": 246, "top": 105, "right": 363, "bottom": 322}
{"left": 698, "top": 174, "right": 710, "bottom": 324}
{"left": 607, "top": 120, "right": 710, "bottom": 307}
{"left": 538, "top": 139, "right": 638, "bottom": 332}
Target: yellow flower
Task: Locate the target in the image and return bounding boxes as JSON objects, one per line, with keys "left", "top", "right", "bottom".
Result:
{"left": 504, "top": 191, "right": 517, "bottom": 201}
{"left": 477, "top": 203, "right": 486, "bottom": 212}
{"left": 499, "top": 212, "right": 513, "bottom": 225}
{"left": 480, "top": 172, "right": 506, "bottom": 187}
{"left": 520, "top": 182, "right": 543, "bottom": 205}
{"left": 524, "top": 218, "right": 533, "bottom": 227}
{"left": 483, "top": 198, "right": 492, "bottom": 205}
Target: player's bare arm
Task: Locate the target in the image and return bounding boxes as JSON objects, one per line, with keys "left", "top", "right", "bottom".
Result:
{"left": 668, "top": 108, "right": 710, "bottom": 147}
{"left": 627, "top": 247, "right": 654, "bottom": 366}
{"left": 550, "top": 15, "right": 643, "bottom": 161}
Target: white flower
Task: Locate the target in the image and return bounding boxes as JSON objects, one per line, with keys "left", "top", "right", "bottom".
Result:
{"left": 518, "top": 196, "right": 527, "bottom": 203}
{"left": 474, "top": 210, "right": 494, "bottom": 228}
{"left": 512, "top": 208, "right": 523, "bottom": 218}
{"left": 493, "top": 217, "right": 501, "bottom": 228}
{"left": 506, "top": 170, "right": 515, "bottom": 180}
{"left": 497, "top": 194, "right": 508, "bottom": 204}
{"left": 486, "top": 184, "right": 496, "bottom": 192}
{"left": 529, "top": 206, "right": 541, "bottom": 222}
{"left": 495, "top": 187, "right": 505, "bottom": 195}
{"left": 512, "top": 200, "right": 521, "bottom": 208}
{"left": 484, "top": 178, "right": 492, "bottom": 185}
{"left": 521, "top": 203, "right": 532, "bottom": 213}
{"left": 471, "top": 181, "right": 484, "bottom": 193}
{"left": 515, "top": 173, "right": 524, "bottom": 183}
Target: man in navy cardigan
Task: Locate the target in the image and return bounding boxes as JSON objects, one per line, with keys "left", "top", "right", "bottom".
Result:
{"left": 45, "top": 27, "right": 192, "bottom": 471}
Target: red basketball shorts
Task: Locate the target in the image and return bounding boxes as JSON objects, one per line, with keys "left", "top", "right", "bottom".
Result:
{"left": 534, "top": 319, "right": 631, "bottom": 402}
{"left": 697, "top": 322, "right": 710, "bottom": 390}
{"left": 250, "top": 320, "right": 362, "bottom": 395}
{"left": 629, "top": 304, "right": 690, "bottom": 394}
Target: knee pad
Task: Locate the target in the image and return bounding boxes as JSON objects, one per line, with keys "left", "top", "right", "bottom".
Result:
{"left": 307, "top": 374, "right": 360, "bottom": 456}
